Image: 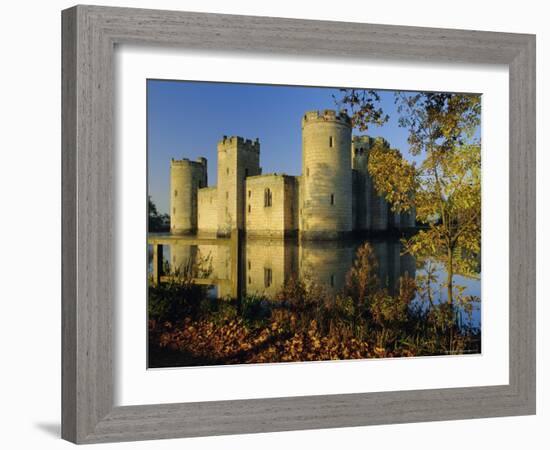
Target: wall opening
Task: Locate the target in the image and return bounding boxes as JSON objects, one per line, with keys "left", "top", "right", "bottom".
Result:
{"left": 329, "top": 136, "right": 333, "bottom": 147}
{"left": 264, "top": 188, "right": 272, "bottom": 207}
{"left": 264, "top": 268, "right": 272, "bottom": 288}
{"left": 330, "top": 193, "right": 335, "bottom": 205}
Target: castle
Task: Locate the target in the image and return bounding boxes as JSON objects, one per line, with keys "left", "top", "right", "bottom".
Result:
{"left": 169, "top": 109, "right": 415, "bottom": 239}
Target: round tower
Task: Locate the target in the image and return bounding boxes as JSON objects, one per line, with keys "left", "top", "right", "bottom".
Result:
{"left": 301, "top": 110, "right": 352, "bottom": 239}
{"left": 170, "top": 158, "right": 207, "bottom": 234}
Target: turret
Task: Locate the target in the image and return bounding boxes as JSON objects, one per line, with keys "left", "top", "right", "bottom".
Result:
{"left": 170, "top": 157, "right": 207, "bottom": 234}
{"left": 301, "top": 110, "right": 352, "bottom": 239}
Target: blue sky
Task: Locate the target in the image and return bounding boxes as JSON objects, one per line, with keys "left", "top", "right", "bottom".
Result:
{"left": 148, "top": 80, "right": 419, "bottom": 214}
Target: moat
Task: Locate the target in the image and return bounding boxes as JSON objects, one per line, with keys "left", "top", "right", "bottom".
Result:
{"left": 147, "top": 234, "right": 481, "bottom": 329}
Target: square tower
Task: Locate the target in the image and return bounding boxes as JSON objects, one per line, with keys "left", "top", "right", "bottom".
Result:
{"left": 216, "top": 136, "right": 261, "bottom": 237}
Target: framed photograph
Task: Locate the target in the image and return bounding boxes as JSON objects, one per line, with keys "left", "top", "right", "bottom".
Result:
{"left": 62, "top": 5, "right": 536, "bottom": 444}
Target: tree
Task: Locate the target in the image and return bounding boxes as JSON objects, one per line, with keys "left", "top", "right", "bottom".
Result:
{"left": 334, "top": 89, "right": 389, "bottom": 131}
{"left": 148, "top": 196, "right": 170, "bottom": 232}
{"left": 337, "top": 91, "right": 481, "bottom": 307}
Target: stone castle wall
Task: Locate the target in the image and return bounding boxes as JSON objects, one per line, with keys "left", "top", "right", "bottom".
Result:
{"left": 400, "top": 208, "right": 416, "bottom": 228}
{"left": 245, "top": 174, "right": 297, "bottom": 237}
{"left": 352, "top": 135, "right": 391, "bottom": 231}
{"left": 168, "top": 110, "right": 415, "bottom": 238}
{"left": 197, "top": 187, "right": 218, "bottom": 235}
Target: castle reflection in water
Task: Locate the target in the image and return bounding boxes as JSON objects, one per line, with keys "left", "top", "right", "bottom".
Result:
{"left": 148, "top": 235, "right": 416, "bottom": 300}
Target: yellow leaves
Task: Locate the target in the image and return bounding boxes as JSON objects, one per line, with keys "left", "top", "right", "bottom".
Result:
{"left": 368, "top": 144, "right": 417, "bottom": 213}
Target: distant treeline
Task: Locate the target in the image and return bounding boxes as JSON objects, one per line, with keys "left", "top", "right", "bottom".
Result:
{"left": 148, "top": 196, "right": 170, "bottom": 232}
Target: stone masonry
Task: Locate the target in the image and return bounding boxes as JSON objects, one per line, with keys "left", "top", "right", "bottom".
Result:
{"left": 169, "top": 109, "right": 415, "bottom": 239}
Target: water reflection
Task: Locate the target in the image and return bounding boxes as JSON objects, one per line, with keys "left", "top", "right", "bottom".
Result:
{"left": 150, "top": 235, "right": 416, "bottom": 296}
{"left": 147, "top": 234, "right": 480, "bottom": 329}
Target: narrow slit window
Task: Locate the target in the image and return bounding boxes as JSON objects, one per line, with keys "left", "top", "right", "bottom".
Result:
{"left": 329, "top": 136, "right": 333, "bottom": 147}
{"left": 330, "top": 193, "right": 335, "bottom": 205}
{"left": 264, "top": 268, "right": 272, "bottom": 288}
{"left": 248, "top": 204, "right": 251, "bottom": 213}
{"left": 174, "top": 189, "right": 178, "bottom": 197}
{"left": 264, "top": 188, "right": 272, "bottom": 207}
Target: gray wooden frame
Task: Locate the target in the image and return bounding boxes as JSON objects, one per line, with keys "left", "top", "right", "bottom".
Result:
{"left": 61, "top": 4, "right": 536, "bottom": 444}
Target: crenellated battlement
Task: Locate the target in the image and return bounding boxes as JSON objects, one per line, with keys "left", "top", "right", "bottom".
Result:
{"left": 352, "top": 135, "right": 390, "bottom": 156}
{"left": 217, "top": 135, "right": 260, "bottom": 153}
{"left": 170, "top": 157, "right": 208, "bottom": 168}
{"left": 167, "top": 107, "right": 411, "bottom": 239}
{"left": 301, "top": 109, "right": 351, "bottom": 128}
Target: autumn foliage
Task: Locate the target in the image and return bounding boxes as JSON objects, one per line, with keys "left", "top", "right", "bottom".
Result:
{"left": 148, "top": 243, "right": 480, "bottom": 367}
